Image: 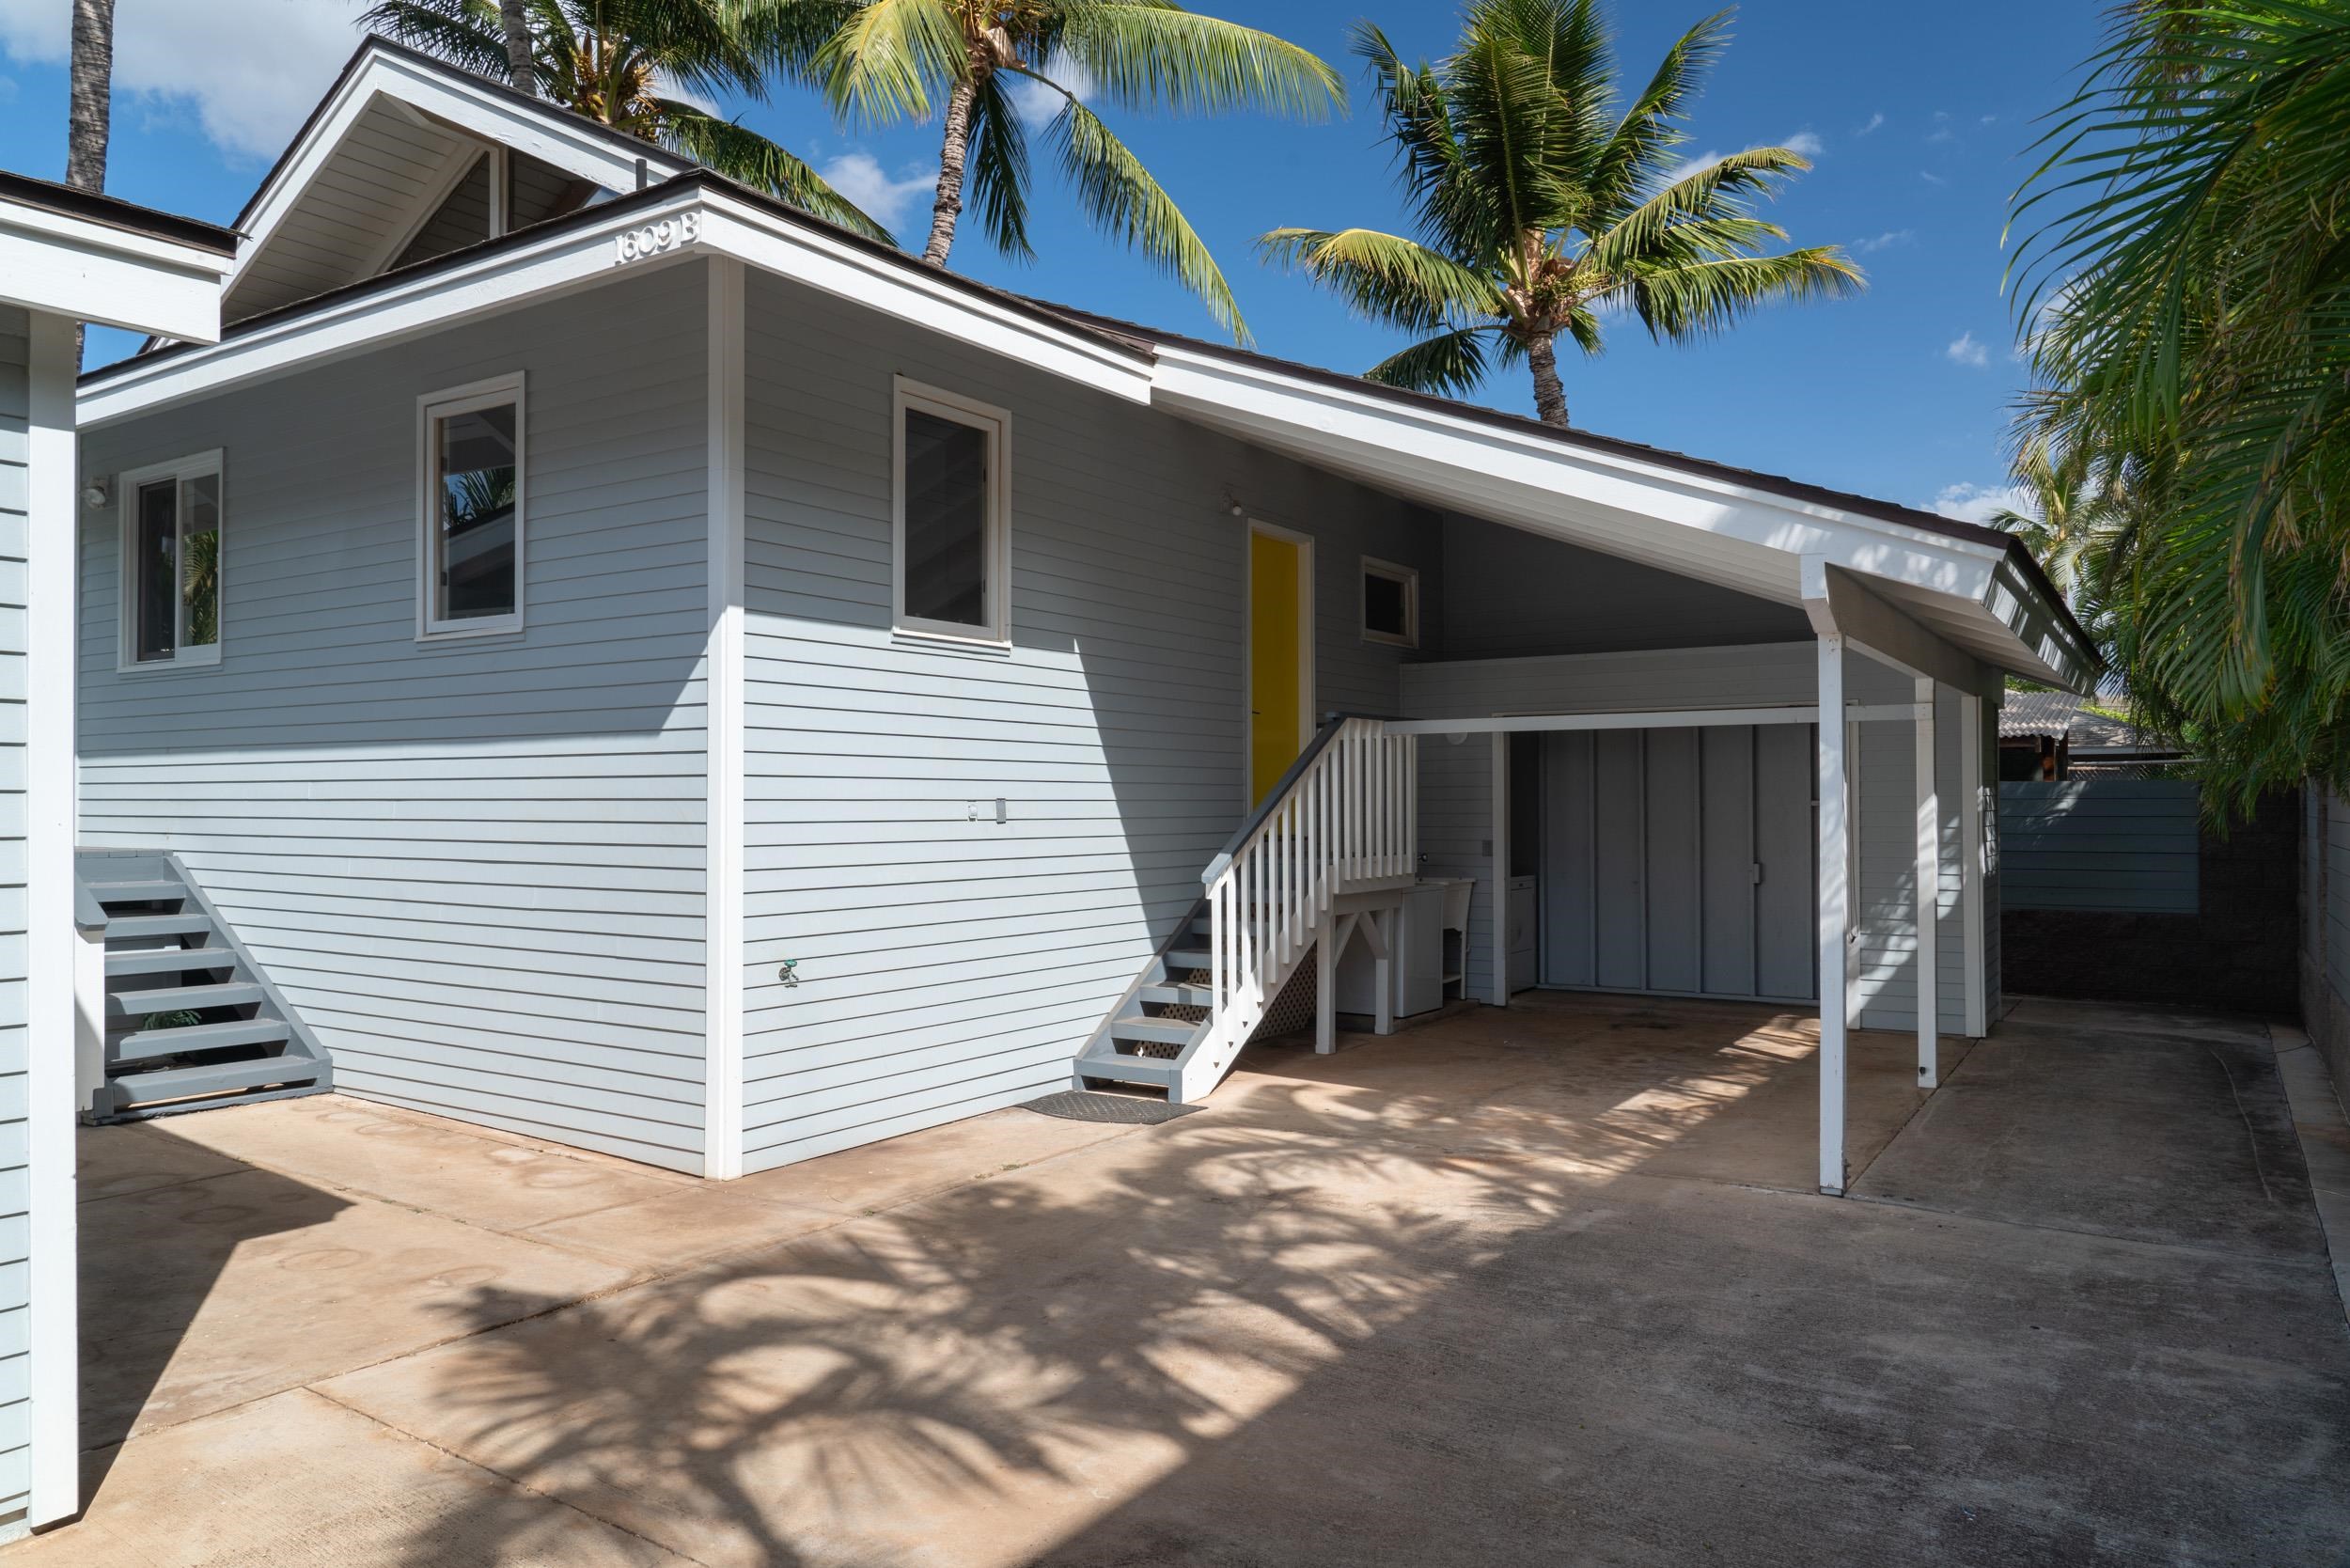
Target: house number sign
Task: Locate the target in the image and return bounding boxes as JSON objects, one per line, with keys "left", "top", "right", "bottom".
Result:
{"left": 616, "top": 212, "right": 701, "bottom": 264}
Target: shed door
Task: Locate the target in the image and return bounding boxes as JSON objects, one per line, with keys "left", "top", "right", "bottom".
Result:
{"left": 1540, "top": 726, "right": 1817, "bottom": 1001}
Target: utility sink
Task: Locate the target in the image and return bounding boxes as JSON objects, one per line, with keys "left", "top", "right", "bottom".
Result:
{"left": 1419, "top": 875, "right": 1476, "bottom": 933}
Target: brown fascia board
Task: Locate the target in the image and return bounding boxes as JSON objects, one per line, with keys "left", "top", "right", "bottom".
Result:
{"left": 0, "top": 167, "right": 236, "bottom": 254}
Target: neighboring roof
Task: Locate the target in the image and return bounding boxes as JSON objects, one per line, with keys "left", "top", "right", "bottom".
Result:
{"left": 0, "top": 168, "right": 236, "bottom": 255}
{"left": 2001, "top": 690, "right": 2181, "bottom": 754}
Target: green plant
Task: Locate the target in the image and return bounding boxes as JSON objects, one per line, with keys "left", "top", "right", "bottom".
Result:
{"left": 1259, "top": 0, "right": 1859, "bottom": 426}
{"left": 803, "top": 0, "right": 1344, "bottom": 339}
{"left": 2011, "top": 0, "right": 2350, "bottom": 815}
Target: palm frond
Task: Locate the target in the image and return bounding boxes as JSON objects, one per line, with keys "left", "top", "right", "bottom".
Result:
{"left": 1584, "top": 145, "right": 1804, "bottom": 274}
{"left": 656, "top": 101, "right": 897, "bottom": 242}
{"left": 1364, "top": 326, "right": 1500, "bottom": 399}
{"left": 1589, "top": 8, "right": 1731, "bottom": 215}
{"left": 1042, "top": 99, "right": 1246, "bottom": 342}
{"left": 816, "top": 0, "right": 968, "bottom": 123}
{"left": 1255, "top": 227, "right": 1503, "bottom": 333}
{"left": 1623, "top": 247, "right": 1863, "bottom": 338}
{"left": 1052, "top": 1, "right": 1344, "bottom": 120}
{"left": 965, "top": 71, "right": 1035, "bottom": 262}
{"left": 358, "top": 0, "right": 514, "bottom": 78}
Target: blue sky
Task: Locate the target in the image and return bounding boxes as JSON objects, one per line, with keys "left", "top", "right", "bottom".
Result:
{"left": 0, "top": 0, "right": 2107, "bottom": 522}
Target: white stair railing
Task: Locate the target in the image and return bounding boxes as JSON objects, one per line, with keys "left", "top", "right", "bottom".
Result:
{"left": 1188, "top": 715, "right": 1415, "bottom": 1098}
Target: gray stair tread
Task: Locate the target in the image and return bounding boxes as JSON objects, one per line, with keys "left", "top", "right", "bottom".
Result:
{"left": 1075, "top": 1056, "right": 1182, "bottom": 1087}
{"left": 107, "top": 1055, "right": 323, "bottom": 1105}
{"left": 88, "top": 880, "right": 187, "bottom": 903}
{"left": 1165, "top": 949, "right": 1212, "bottom": 970}
{"left": 108, "top": 980, "right": 263, "bottom": 1013}
{"left": 1109, "top": 1014, "right": 1198, "bottom": 1043}
{"left": 104, "top": 912, "right": 214, "bottom": 939}
{"left": 105, "top": 948, "right": 238, "bottom": 976}
{"left": 114, "top": 1017, "right": 291, "bottom": 1062}
{"left": 1139, "top": 983, "right": 1212, "bottom": 1006}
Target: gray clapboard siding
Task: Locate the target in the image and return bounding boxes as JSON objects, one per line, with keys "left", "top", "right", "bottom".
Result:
{"left": 1438, "top": 512, "right": 1811, "bottom": 659}
{"left": 76, "top": 267, "right": 712, "bottom": 1172}
{"left": 738, "top": 270, "right": 1437, "bottom": 1172}
{"left": 1998, "top": 779, "right": 2200, "bottom": 914}
{"left": 1402, "top": 641, "right": 1973, "bottom": 1033}
{"left": 0, "top": 309, "right": 29, "bottom": 1522}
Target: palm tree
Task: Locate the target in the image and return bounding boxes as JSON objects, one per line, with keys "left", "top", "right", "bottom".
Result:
{"left": 362, "top": 0, "right": 892, "bottom": 242}
{"left": 500, "top": 0, "right": 536, "bottom": 93}
{"left": 2010, "top": 0, "right": 2350, "bottom": 814}
{"left": 805, "top": 0, "right": 1344, "bottom": 339}
{"left": 1260, "top": 1, "right": 1859, "bottom": 428}
{"left": 67, "top": 0, "right": 114, "bottom": 191}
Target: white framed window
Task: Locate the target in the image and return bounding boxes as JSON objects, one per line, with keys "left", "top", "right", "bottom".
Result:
{"left": 417, "top": 372, "right": 525, "bottom": 639}
{"left": 892, "top": 376, "right": 1010, "bottom": 645}
{"left": 1361, "top": 556, "right": 1418, "bottom": 648}
{"left": 116, "top": 450, "right": 224, "bottom": 673}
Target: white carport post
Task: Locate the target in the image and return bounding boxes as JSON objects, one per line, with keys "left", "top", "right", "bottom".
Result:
{"left": 1815, "top": 633, "right": 1852, "bottom": 1195}
{"left": 1913, "top": 677, "right": 1939, "bottom": 1090}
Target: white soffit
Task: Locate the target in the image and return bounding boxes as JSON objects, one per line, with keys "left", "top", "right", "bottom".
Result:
{"left": 1149, "top": 345, "right": 2093, "bottom": 691}
{"left": 221, "top": 42, "right": 686, "bottom": 324}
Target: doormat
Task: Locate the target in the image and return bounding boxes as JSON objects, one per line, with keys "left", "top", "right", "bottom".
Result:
{"left": 1019, "top": 1090, "right": 1204, "bottom": 1125}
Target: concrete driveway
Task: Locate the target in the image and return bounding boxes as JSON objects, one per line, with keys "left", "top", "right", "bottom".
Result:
{"left": 29, "top": 994, "right": 2350, "bottom": 1566}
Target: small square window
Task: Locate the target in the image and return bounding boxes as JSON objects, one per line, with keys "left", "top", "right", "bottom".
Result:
{"left": 418, "top": 374, "right": 525, "bottom": 639}
{"left": 1362, "top": 557, "right": 1418, "bottom": 648}
{"left": 117, "top": 451, "right": 224, "bottom": 672}
{"left": 893, "top": 377, "right": 1010, "bottom": 644}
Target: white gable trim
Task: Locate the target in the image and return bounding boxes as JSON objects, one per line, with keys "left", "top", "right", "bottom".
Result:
{"left": 224, "top": 42, "right": 686, "bottom": 308}
{"left": 82, "top": 183, "right": 1153, "bottom": 429}
{"left": 1148, "top": 344, "right": 2094, "bottom": 691}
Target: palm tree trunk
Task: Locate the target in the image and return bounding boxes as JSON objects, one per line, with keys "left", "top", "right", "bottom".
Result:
{"left": 1526, "top": 333, "right": 1570, "bottom": 427}
{"left": 66, "top": 0, "right": 113, "bottom": 191}
{"left": 67, "top": 0, "right": 114, "bottom": 370}
{"left": 501, "top": 0, "right": 535, "bottom": 96}
{"left": 923, "top": 78, "right": 979, "bottom": 267}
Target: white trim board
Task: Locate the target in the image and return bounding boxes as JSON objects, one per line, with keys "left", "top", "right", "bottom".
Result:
{"left": 0, "top": 201, "right": 227, "bottom": 341}
{"left": 1148, "top": 344, "right": 2093, "bottom": 693}
{"left": 705, "top": 257, "right": 746, "bottom": 1180}
{"left": 82, "top": 183, "right": 1154, "bottom": 431}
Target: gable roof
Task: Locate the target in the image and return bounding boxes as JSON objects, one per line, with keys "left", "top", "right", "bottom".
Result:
{"left": 217, "top": 36, "right": 689, "bottom": 326}
{"left": 84, "top": 39, "right": 2100, "bottom": 694}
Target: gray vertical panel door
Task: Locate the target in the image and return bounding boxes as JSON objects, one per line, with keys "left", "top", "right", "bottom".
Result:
{"left": 1542, "top": 725, "right": 1816, "bottom": 1002}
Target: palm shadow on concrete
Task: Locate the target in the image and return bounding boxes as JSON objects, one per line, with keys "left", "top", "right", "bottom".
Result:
{"left": 368, "top": 1002, "right": 2350, "bottom": 1568}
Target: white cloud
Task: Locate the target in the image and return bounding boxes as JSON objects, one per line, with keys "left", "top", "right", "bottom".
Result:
{"left": 1782, "top": 130, "right": 1825, "bottom": 159}
{"left": 1920, "top": 169, "right": 1948, "bottom": 185}
{"left": 1008, "top": 56, "right": 1094, "bottom": 124}
{"left": 818, "top": 151, "right": 935, "bottom": 231}
{"left": 0, "top": 0, "right": 368, "bottom": 160}
{"left": 1856, "top": 111, "right": 1885, "bottom": 135}
{"left": 1932, "top": 481, "right": 2032, "bottom": 525}
{"left": 1946, "top": 331, "right": 1991, "bottom": 368}
{"left": 1854, "top": 227, "right": 1913, "bottom": 254}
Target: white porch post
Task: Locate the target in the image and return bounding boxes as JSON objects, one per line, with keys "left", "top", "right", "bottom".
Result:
{"left": 24, "top": 312, "right": 81, "bottom": 1529}
{"left": 1487, "top": 732, "right": 1509, "bottom": 1007}
{"left": 1959, "top": 691, "right": 1987, "bottom": 1037}
{"left": 1817, "top": 635, "right": 1850, "bottom": 1196}
{"left": 1913, "top": 677, "right": 1939, "bottom": 1090}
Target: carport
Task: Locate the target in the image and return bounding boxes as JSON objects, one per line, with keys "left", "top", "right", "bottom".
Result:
{"left": 1141, "top": 332, "right": 2104, "bottom": 1195}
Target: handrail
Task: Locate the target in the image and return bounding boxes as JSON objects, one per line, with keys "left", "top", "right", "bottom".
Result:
{"left": 1202, "top": 711, "right": 1375, "bottom": 886}
{"left": 1196, "top": 715, "right": 1417, "bottom": 1098}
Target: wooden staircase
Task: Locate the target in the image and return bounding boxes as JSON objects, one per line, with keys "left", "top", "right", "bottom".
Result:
{"left": 79, "top": 850, "right": 332, "bottom": 1121}
{"left": 1073, "top": 715, "right": 1417, "bottom": 1103}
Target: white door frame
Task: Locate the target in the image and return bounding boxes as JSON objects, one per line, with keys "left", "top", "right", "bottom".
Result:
{"left": 1242, "top": 517, "right": 1314, "bottom": 807}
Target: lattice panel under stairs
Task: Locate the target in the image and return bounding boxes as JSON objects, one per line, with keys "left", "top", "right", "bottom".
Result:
{"left": 1246, "top": 950, "right": 1317, "bottom": 1044}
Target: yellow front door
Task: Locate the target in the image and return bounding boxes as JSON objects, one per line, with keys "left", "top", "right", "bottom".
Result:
{"left": 1249, "top": 527, "right": 1308, "bottom": 803}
